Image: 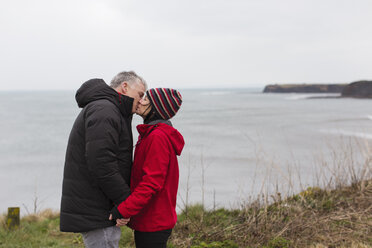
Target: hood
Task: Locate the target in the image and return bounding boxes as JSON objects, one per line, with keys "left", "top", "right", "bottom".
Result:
{"left": 75, "top": 78, "right": 133, "bottom": 117}
{"left": 137, "top": 123, "right": 184, "bottom": 156}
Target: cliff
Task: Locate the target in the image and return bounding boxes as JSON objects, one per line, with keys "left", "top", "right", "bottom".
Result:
{"left": 341, "top": 80, "right": 372, "bottom": 98}
{"left": 263, "top": 84, "right": 347, "bottom": 93}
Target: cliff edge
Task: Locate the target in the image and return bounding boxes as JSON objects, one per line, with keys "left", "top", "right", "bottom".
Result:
{"left": 341, "top": 80, "right": 372, "bottom": 98}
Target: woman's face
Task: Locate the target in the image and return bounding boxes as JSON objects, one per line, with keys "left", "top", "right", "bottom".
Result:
{"left": 136, "top": 95, "right": 152, "bottom": 117}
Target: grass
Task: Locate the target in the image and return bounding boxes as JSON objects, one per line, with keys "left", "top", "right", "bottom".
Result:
{"left": 0, "top": 209, "right": 82, "bottom": 248}
{"left": 170, "top": 180, "right": 372, "bottom": 247}
{"left": 0, "top": 209, "right": 135, "bottom": 248}
{"left": 0, "top": 180, "right": 371, "bottom": 247}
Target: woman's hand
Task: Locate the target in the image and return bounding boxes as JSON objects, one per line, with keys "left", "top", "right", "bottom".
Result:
{"left": 109, "top": 214, "right": 130, "bottom": 227}
{"left": 116, "top": 217, "right": 130, "bottom": 227}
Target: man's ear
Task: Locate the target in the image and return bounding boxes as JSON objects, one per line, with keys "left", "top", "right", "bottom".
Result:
{"left": 121, "top": 82, "right": 128, "bottom": 94}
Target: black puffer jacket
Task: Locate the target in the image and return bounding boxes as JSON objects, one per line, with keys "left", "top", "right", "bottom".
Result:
{"left": 60, "top": 79, "right": 133, "bottom": 232}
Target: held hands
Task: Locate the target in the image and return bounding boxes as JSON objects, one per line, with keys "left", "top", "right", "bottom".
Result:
{"left": 109, "top": 214, "right": 130, "bottom": 227}
{"left": 109, "top": 206, "right": 130, "bottom": 227}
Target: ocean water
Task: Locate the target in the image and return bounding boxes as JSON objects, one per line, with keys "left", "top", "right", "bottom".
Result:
{"left": 0, "top": 89, "right": 371, "bottom": 214}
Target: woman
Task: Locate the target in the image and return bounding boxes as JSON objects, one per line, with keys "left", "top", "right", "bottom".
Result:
{"left": 110, "top": 88, "right": 184, "bottom": 248}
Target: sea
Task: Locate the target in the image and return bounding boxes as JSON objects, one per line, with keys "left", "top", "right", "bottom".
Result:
{"left": 1, "top": 89, "right": 372, "bottom": 215}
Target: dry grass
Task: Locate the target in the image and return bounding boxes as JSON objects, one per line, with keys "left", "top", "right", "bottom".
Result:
{"left": 169, "top": 138, "right": 372, "bottom": 247}
{"left": 311, "top": 244, "right": 371, "bottom": 248}
{"left": 171, "top": 180, "right": 372, "bottom": 247}
{"left": 0, "top": 213, "right": 6, "bottom": 228}
{"left": 21, "top": 208, "right": 60, "bottom": 223}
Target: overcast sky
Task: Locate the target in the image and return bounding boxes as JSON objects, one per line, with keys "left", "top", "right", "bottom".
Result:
{"left": 0, "top": 0, "right": 371, "bottom": 90}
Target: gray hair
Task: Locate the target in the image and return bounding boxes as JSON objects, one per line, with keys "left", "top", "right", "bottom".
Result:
{"left": 110, "top": 71, "right": 147, "bottom": 89}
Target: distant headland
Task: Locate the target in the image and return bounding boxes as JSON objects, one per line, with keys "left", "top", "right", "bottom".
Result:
{"left": 341, "top": 81, "right": 372, "bottom": 98}
{"left": 263, "top": 80, "right": 372, "bottom": 98}
{"left": 263, "top": 84, "right": 347, "bottom": 93}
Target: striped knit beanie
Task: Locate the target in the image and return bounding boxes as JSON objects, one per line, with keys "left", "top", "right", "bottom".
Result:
{"left": 146, "top": 88, "right": 182, "bottom": 120}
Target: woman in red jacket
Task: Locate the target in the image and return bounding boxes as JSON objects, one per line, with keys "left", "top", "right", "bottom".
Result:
{"left": 110, "top": 88, "right": 184, "bottom": 248}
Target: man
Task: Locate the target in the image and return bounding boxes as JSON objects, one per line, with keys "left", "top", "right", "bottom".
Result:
{"left": 60, "top": 71, "right": 147, "bottom": 248}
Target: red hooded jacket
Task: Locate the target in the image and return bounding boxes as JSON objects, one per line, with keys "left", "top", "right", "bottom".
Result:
{"left": 117, "top": 122, "right": 184, "bottom": 232}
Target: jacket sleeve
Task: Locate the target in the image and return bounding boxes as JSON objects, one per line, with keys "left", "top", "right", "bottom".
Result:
{"left": 117, "top": 132, "right": 170, "bottom": 218}
{"left": 85, "top": 103, "right": 131, "bottom": 204}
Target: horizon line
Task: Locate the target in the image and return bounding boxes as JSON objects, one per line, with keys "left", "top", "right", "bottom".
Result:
{"left": 0, "top": 86, "right": 266, "bottom": 92}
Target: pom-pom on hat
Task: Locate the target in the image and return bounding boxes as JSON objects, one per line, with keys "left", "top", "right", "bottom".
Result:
{"left": 146, "top": 88, "right": 182, "bottom": 120}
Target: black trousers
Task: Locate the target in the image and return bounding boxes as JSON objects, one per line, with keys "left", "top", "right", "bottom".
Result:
{"left": 134, "top": 229, "right": 172, "bottom": 248}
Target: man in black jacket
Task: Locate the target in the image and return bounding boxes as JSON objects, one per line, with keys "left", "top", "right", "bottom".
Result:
{"left": 60, "top": 71, "right": 147, "bottom": 248}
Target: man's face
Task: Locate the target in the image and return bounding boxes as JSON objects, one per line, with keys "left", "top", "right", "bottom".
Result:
{"left": 123, "top": 82, "right": 146, "bottom": 113}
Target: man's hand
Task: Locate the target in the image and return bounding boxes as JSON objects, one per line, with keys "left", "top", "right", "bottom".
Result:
{"left": 109, "top": 214, "right": 130, "bottom": 227}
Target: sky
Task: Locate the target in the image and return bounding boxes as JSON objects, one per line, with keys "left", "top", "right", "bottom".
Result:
{"left": 0, "top": 0, "right": 372, "bottom": 90}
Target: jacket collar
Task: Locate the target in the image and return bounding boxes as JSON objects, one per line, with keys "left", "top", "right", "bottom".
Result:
{"left": 117, "top": 92, "right": 134, "bottom": 118}
{"left": 75, "top": 78, "right": 133, "bottom": 118}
